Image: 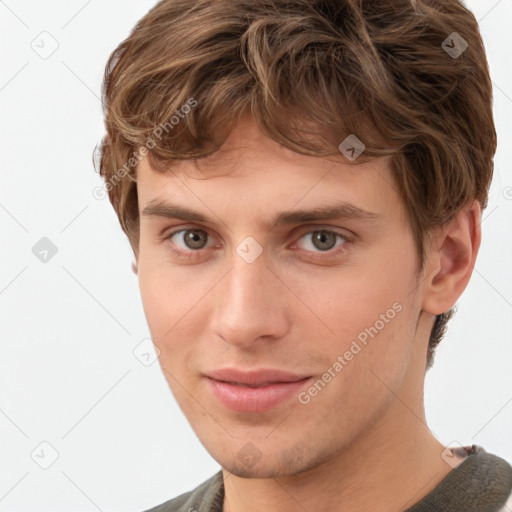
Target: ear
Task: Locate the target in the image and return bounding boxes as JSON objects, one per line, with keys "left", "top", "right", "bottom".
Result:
{"left": 132, "top": 250, "right": 139, "bottom": 275}
{"left": 421, "top": 200, "right": 482, "bottom": 315}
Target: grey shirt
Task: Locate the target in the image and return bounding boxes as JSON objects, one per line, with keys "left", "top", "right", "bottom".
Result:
{"left": 145, "top": 445, "right": 512, "bottom": 512}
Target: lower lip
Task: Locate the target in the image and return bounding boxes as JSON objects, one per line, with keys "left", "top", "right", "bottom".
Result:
{"left": 206, "top": 377, "right": 312, "bottom": 412}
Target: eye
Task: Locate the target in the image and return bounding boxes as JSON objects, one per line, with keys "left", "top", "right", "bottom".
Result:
{"left": 168, "top": 229, "right": 213, "bottom": 251}
{"left": 294, "top": 229, "right": 348, "bottom": 253}
{"left": 163, "top": 226, "right": 352, "bottom": 263}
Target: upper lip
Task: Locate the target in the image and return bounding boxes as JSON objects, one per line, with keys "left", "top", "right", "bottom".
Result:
{"left": 205, "top": 368, "right": 311, "bottom": 386}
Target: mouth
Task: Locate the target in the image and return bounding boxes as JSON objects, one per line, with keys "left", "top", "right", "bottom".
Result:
{"left": 204, "top": 368, "right": 312, "bottom": 412}
{"left": 216, "top": 380, "right": 292, "bottom": 388}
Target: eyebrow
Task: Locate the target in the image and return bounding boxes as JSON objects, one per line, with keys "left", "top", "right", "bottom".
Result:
{"left": 141, "top": 199, "right": 381, "bottom": 230}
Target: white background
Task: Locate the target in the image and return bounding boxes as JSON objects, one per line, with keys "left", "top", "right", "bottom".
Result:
{"left": 1, "top": 1, "right": 511, "bottom": 510}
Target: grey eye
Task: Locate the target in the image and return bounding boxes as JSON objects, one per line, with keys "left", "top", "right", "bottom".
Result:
{"left": 310, "top": 231, "right": 338, "bottom": 251}
{"left": 176, "top": 229, "right": 209, "bottom": 250}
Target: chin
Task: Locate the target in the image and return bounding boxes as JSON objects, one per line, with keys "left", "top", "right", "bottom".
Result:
{"left": 216, "top": 442, "right": 330, "bottom": 480}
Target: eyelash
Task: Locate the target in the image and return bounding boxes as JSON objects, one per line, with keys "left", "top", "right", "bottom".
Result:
{"left": 163, "top": 226, "right": 353, "bottom": 262}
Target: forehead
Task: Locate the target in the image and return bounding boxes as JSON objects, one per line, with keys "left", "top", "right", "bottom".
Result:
{"left": 136, "top": 117, "right": 403, "bottom": 227}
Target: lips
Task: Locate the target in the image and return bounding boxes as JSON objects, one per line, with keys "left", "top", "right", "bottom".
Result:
{"left": 204, "top": 367, "right": 312, "bottom": 412}
{"left": 205, "top": 367, "right": 310, "bottom": 386}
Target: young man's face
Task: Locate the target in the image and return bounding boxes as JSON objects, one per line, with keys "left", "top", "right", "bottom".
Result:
{"left": 136, "top": 116, "right": 432, "bottom": 478}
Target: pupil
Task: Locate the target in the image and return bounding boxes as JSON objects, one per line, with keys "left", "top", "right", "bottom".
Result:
{"left": 185, "top": 230, "right": 207, "bottom": 249}
{"left": 314, "top": 231, "right": 336, "bottom": 251}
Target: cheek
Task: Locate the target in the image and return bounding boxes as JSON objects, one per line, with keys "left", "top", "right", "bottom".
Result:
{"left": 137, "top": 239, "right": 190, "bottom": 335}
{"left": 137, "top": 258, "right": 212, "bottom": 372}
{"left": 318, "top": 268, "right": 413, "bottom": 336}
{"left": 312, "top": 254, "right": 419, "bottom": 373}
{"left": 137, "top": 265, "right": 188, "bottom": 353}
{"left": 138, "top": 270, "right": 199, "bottom": 397}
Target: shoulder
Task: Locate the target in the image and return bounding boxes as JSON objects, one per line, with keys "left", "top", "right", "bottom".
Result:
{"left": 405, "top": 445, "right": 512, "bottom": 512}
{"left": 498, "top": 487, "right": 512, "bottom": 512}
{"left": 142, "top": 470, "right": 224, "bottom": 512}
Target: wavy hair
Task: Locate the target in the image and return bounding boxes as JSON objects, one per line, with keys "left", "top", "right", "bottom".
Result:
{"left": 97, "top": 0, "right": 496, "bottom": 369}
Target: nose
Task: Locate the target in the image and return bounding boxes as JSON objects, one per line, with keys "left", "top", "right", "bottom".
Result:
{"left": 210, "top": 248, "right": 290, "bottom": 349}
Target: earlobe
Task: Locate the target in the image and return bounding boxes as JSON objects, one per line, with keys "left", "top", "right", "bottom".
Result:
{"left": 132, "top": 248, "right": 139, "bottom": 275}
{"left": 421, "top": 200, "right": 481, "bottom": 315}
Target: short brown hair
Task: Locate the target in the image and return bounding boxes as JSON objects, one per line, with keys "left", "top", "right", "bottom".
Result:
{"left": 97, "top": 0, "right": 496, "bottom": 369}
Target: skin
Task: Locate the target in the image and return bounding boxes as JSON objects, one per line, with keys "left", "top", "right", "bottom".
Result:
{"left": 135, "top": 115, "right": 481, "bottom": 512}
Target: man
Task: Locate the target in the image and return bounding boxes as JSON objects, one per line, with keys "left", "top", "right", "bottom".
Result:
{"left": 97, "top": 0, "right": 512, "bottom": 510}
